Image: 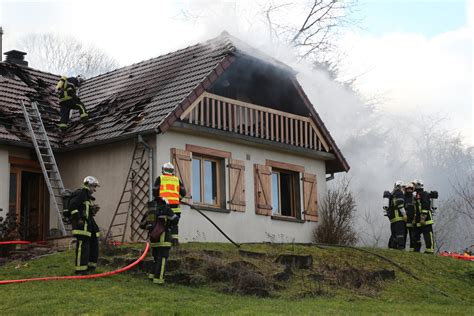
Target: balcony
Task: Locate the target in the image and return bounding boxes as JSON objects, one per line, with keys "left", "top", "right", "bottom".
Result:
{"left": 179, "top": 92, "right": 329, "bottom": 152}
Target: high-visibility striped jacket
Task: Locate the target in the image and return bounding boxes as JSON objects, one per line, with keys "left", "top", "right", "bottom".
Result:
{"left": 414, "top": 190, "right": 433, "bottom": 226}
{"left": 388, "top": 189, "right": 406, "bottom": 223}
{"left": 70, "top": 185, "right": 100, "bottom": 237}
{"left": 153, "top": 175, "right": 186, "bottom": 213}
{"left": 56, "top": 76, "right": 80, "bottom": 102}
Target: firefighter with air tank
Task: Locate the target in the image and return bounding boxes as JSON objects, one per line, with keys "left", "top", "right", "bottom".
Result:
{"left": 383, "top": 179, "right": 438, "bottom": 253}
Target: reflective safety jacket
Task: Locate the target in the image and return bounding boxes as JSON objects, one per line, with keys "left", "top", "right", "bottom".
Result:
{"left": 70, "top": 185, "right": 100, "bottom": 237}
{"left": 56, "top": 76, "right": 79, "bottom": 102}
{"left": 404, "top": 192, "right": 415, "bottom": 227}
{"left": 388, "top": 189, "right": 406, "bottom": 223}
{"left": 414, "top": 190, "right": 433, "bottom": 226}
{"left": 153, "top": 175, "right": 186, "bottom": 214}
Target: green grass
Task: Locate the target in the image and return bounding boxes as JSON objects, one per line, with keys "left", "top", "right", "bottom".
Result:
{"left": 1, "top": 243, "right": 473, "bottom": 315}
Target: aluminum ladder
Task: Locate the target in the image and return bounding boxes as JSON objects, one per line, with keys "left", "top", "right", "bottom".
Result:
{"left": 20, "top": 100, "right": 67, "bottom": 236}
{"left": 105, "top": 136, "right": 153, "bottom": 243}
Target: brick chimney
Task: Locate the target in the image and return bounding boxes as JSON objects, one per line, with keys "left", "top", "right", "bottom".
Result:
{"left": 4, "top": 49, "right": 28, "bottom": 66}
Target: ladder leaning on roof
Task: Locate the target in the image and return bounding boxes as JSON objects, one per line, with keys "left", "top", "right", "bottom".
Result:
{"left": 20, "top": 100, "right": 67, "bottom": 236}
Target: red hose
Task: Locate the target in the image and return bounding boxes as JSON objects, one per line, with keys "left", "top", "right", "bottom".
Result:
{"left": 0, "top": 242, "right": 150, "bottom": 285}
{"left": 0, "top": 241, "right": 32, "bottom": 245}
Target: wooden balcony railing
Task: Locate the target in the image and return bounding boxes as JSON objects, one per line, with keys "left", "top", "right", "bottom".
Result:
{"left": 179, "top": 92, "right": 329, "bottom": 152}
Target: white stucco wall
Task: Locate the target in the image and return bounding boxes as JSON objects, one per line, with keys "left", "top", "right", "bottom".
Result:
{"left": 3, "top": 129, "right": 330, "bottom": 244}
{"left": 155, "top": 129, "right": 328, "bottom": 244}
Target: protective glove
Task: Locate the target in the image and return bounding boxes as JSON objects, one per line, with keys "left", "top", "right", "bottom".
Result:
{"left": 420, "top": 214, "right": 426, "bottom": 225}
{"left": 403, "top": 215, "right": 407, "bottom": 222}
{"left": 91, "top": 205, "right": 100, "bottom": 215}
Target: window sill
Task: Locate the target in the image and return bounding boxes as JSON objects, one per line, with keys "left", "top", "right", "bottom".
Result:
{"left": 271, "top": 215, "right": 305, "bottom": 223}
{"left": 191, "top": 204, "right": 231, "bottom": 214}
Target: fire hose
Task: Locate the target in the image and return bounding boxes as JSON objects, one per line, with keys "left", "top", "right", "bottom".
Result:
{"left": 0, "top": 242, "right": 150, "bottom": 285}
{"left": 0, "top": 240, "right": 33, "bottom": 245}
{"left": 181, "top": 201, "right": 240, "bottom": 248}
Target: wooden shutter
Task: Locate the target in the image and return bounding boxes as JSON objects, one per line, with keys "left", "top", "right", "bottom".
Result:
{"left": 228, "top": 159, "right": 246, "bottom": 212}
{"left": 302, "top": 173, "right": 318, "bottom": 221}
{"left": 170, "top": 148, "right": 192, "bottom": 204}
{"left": 254, "top": 164, "right": 272, "bottom": 215}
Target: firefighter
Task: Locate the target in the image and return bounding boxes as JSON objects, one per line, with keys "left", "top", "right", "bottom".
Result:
{"left": 413, "top": 179, "right": 435, "bottom": 254}
{"left": 153, "top": 162, "right": 186, "bottom": 246}
{"left": 70, "top": 176, "right": 101, "bottom": 274}
{"left": 146, "top": 197, "right": 179, "bottom": 285}
{"left": 387, "top": 180, "right": 407, "bottom": 250}
{"left": 55, "top": 75, "right": 88, "bottom": 129}
{"left": 403, "top": 182, "right": 416, "bottom": 251}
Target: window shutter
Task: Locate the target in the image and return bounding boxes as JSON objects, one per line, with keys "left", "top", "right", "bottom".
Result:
{"left": 228, "top": 159, "right": 246, "bottom": 212}
{"left": 171, "top": 148, "right": 192, "bottom": 204}
{"left": 254, "top": 164, "right": 272, "bottom": 215}
{"left": 302, "top": 173, "right": 318, "bottom": 221}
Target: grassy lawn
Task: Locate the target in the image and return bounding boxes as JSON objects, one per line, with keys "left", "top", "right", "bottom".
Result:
{"left": 1, "top": 243, "right": 473, "bottom": 315}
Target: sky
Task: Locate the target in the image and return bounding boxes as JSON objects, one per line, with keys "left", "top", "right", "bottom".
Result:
{"left": 0, "top": 0, "right": 472, "bottom": 145}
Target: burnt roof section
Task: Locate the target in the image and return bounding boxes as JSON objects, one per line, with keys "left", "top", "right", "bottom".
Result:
{"left": 0, "top": 31, "right": 348, "bottom": 172}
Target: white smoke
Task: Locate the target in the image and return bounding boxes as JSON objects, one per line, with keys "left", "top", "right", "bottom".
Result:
{"left": 186, "top": 1, "right": 473, "bottom": 251}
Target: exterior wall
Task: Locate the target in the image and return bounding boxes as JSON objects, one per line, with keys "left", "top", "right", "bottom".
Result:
{"left": 155, "top": 129, "right": 327, "bottom": 244}
{"left": 0, "top": 146, "right": 9, "bottom": 218}
{"left": 0, "top": 145, "right": 32, "bottom": 219}
{"left": 56, "top": 138, "right": 142, "bottom": 238}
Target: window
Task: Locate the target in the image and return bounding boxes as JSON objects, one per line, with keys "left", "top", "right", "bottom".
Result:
{"left": 271, "top": 169, "right": 300, "bottom": 218}
{"left": 192, "top": 155, "right": 225, "bottom": 207}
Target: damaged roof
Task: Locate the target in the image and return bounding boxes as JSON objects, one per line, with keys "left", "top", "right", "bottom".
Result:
{"left": 0, "top": 31, "right": 349, "bottom": 172}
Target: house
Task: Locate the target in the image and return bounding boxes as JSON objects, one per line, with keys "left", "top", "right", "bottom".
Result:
{"left": 0, "top": 32, "right": 349, "bottom": 244}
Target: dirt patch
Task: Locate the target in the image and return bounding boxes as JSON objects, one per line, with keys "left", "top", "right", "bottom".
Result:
{"left": 275, "top": 254, "right": 313, "bottom": 269}
{"left": 239, "top": 250, "right": 266, "bottom": 259}
{"left": 202, "top": 250, "right": 224, "bottom": 258}
{"left": 0, "top": 245, "right": 56, "bottom": 264}
{"left": 310, "top": 263, "right": 396, "bottom": 295}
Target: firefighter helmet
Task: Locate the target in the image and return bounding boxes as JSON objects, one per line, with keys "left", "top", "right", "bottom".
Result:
{"left": 84, "top": 176, "right": 100, "bottom": 187}
{"left": 405, "top": 182, "right": 414, "bottom": 190}
{"left": 412, "top": 179, "right": 424, "bottom": 190}
{"left": 76, "top": 75, "right": 85, "bottom": 86}
{"left": 394, "top": 180, "right": 404, "bottom": 189}
{"left": 162, "top": 162, "right": 175, "bottom": 175}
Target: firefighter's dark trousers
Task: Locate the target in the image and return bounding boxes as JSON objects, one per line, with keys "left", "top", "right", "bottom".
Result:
{"left": 60, "top": 97, "right": 88, "bottom": 124}
{"left": 389, "top": 220, "right": 406, "bottom": 250}
{"left": 75, "top": 235, "right": 99, "bottom": 272}
{"left": 405, "top": 225, "right": 417, "bottom": 251}
{"left": 150, "top": 230, "right": 173, "bottom": 284}
{"left": 414, "top": 224, "right": 434, "bottom": 254}
{"left": 412, "top": 226, "right": 422, "bottom": 252}
{"left": 170, "top": 206, "right": 181, "bottom": 242}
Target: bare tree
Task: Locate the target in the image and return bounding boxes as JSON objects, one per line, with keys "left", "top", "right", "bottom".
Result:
{"left": 358, "top": 209, "right": 387, "bottom": 248}
{"left": 313, "top": 177, "right": 358, "bottom": 245}
{"left": 262, "top": 0, "right": 357, "bottom": 63}
{"left": 17, "top": 33, "right": 119, "bottom": 78}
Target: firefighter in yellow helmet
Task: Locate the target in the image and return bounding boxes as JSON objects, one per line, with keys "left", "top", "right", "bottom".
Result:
{"left": 55, "top": 75, "right": 88, "bottom": 129}
{"left": 153, "top": 162, "right": 186, "bottom": 246}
